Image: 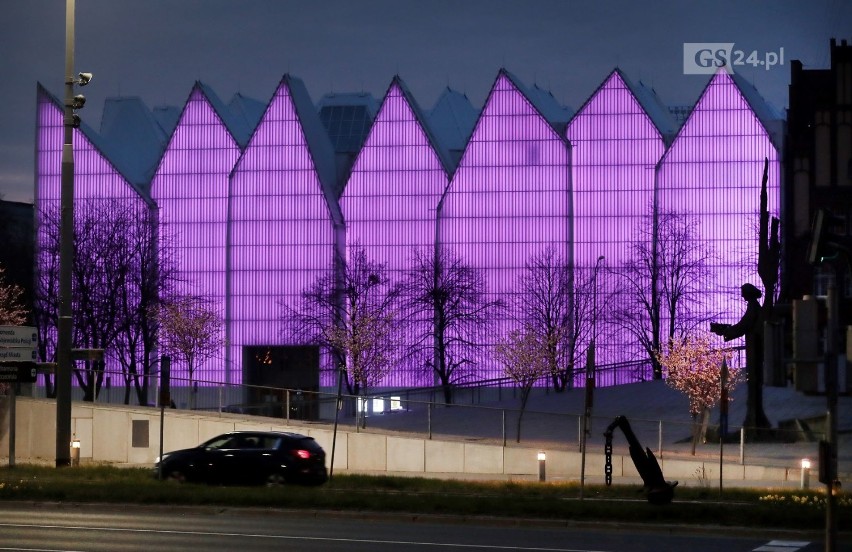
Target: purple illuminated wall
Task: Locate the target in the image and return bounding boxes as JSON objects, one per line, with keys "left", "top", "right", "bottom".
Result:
{"left": 439, "top": 71, "right": 571, "bottom": 381}
{"left": 35, "top": 86, "right": 151, "bottom": 372}
{"left": 565, "top": 70, "right": 669, "bottom": 380}
{"left": 341, "top": 79, "right": 449, "bottom": 387}
{"left": 150, "top": 85, "right": 241, "bottom": 384}
{"left": 657, "top": 70, "right": 780, "bottom": 335}
{"left": 36, "top": 87, "right": 146, "bottom": 206}
{"left": 229, "top": 77, "right": 339, "bottom": 386}
{"left": 34, "top": 68, "right": 782, "bottom": 391}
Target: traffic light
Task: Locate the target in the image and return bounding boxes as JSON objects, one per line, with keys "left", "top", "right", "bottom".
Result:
{"left": 807, "top": 209, "right": 850, "bottom": 265}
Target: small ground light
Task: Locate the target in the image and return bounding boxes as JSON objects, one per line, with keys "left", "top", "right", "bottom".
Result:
{"left": 537, "top": 451, "right": 546, "bottom": 482}
{"left": 70, "top": 436, "right": 81, "bottom": 467}
{"left": 800, "top": 458, "right": 810, "bottom": 489}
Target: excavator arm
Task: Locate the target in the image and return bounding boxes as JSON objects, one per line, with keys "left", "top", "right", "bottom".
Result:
{"left": 604, "top": 415, "right": 677, "bottom": 504}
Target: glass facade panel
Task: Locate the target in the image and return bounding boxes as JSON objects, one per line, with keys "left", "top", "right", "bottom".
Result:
{"left": 440, "top": 73, "right": 571, "bottom": 381}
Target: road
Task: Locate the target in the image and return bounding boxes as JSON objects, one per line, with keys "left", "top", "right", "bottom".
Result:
{"left": 0, "top": 503, "right": 827, "bottom": 552}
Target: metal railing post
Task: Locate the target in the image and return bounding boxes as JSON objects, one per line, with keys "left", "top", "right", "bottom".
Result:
{"left": 740, "top": 427, "right": 745, "bottom": 465}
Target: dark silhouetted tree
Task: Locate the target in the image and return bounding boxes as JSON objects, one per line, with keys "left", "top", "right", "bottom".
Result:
{"left": 613, "top": 210, "right": 710, "bottom": 379}
{"left": 407, "top": 246, "right": 501, "bottom": 404}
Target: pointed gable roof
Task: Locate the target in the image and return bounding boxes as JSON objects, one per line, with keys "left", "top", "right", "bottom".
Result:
{"left": 344, "top": 75, "right": 453, "bottom": 198}
{"left": 235, "top": 74, "right": 342, "bottom": 226}
{"left": 501, "top": 69, "right": 573, "bottom": 134}
{"left": 152, "top": 105, "right": 181, "bottom": 136}
{"left": 36, "top": 83, "right": 152, "bottom": 204}
{"left": 567, "top": 68, "right": 677, "bottom": 144}
{"left": 392, "top": 76, "right": 455, "bottom": 175}
{"left": 661, "top": 69, "right": 782, "bottom": 164}
{"left": 616, "top": 69, "right": 678, "bottom": 140}
{"left": 316, "top": 91, "right": 379, "bottom": 154}
{"left": 98, "top": 96, "right": 169, "bottom": 187}
{"left": 194, "top": 82, "right": 255, "bottom": 148}
{"left": 427, "top": 87, "right": 478, "bottom": 160}
{"left": 227, "top": 92, "right": 265, "bottom": 141}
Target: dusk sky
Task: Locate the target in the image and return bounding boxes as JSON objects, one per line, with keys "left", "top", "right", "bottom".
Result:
{"left": 2, "top": 0, "right": 848, "bottom": 203}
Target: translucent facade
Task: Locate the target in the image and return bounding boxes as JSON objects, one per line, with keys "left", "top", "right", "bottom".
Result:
{"left": 340, "top": 78, "right": 451, "bottom": 387}
{"left": 439, "top": 71, "right": 572, "bottom": 380}
{"left": 35, "top": 86, "right": 152, "bottom": 369}
{"left": 228, "top": 76, "right": 341, "bottom": 385}
{"left": 36, "top": 86, "right": 147, "bottom": 207}
{"left": 565, "top": 70, "right": 673, "bottom": 373}
{"left": 150, "top": 84, "right": 242, "bottom": 384}
{"left": 657, "top": 70, "right": 781, "bottom": 330}
{"left": 33, "top": 68, "right": 782, "bottom": 392}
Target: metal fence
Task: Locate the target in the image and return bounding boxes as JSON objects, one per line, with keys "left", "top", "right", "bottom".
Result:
{"left": 20, "top": 364, "right": 828, "bottom": 470}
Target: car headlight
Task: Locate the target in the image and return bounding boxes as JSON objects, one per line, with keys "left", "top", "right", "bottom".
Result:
{"left": 154, "top": 453, "right": 170, "bottom": 464}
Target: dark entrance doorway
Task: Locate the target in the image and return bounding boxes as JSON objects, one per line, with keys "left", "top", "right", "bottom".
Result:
{"left": 243, "top": 345, "right": 320, "bottom": 420}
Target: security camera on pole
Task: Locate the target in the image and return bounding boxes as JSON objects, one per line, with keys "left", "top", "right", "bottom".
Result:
{"left": 56, "top": 0, "right": 92, "bottom": 468}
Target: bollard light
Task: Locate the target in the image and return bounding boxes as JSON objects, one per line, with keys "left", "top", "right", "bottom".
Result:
{"left": 800, "top": 458, "right": 810, "bottom": 489}
{"left": 70, "top": 435, "right": 81, "bottom": 467}
{"left": 537, "top": 451, "right": 546, "bottom": 482}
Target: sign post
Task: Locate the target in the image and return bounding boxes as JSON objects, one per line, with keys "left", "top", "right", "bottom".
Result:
{"left": 1, "top": 326, "right": 39, "bottom": 466}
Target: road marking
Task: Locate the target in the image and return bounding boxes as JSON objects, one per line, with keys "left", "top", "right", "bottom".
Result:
{"left": 753, "top": 541, "right": 810, "bottom": 552}
{"left": 0, "top": 548, "right": 85, "bottom": 552}
{"left": 0, "top": 522, "right": 610, "bottom": 552}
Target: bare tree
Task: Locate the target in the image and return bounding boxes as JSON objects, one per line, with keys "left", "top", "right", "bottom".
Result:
{"left": 517, "top": 246, "right": 595, "bottom": 392}
{"left": 113, "top": 208, "right": 178, "bottom": 406}
{"left": 156, "top": 294, "right": 224, "bottom": 409}
{"left": 36, "top": 201, "right": 145, "bottom": 401}
{"left": 494, "top": 326, "right": 550, "bottom": 442}
{"left": 613, "top": 210, "right": 710, "bottom": 379}
{"left": 289, "top": 244, "right": 404, "bottom": 421}
{"left": 35, "top": 200, "right": 177, "bottom": 403}
{"left": 407, "top": 247, "right": 501, "bottom": 404}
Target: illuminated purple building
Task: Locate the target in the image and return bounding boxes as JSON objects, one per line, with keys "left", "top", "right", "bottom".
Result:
{"left": 229, "top": 75, "right": 343, "bottom": 391}
{"left": 565, "top": 69, "right": 676, "bottom": 379}
{"left": 35, "top": 85, "right": 156, "bottom": 374}
{"left": 340, "top": 77, "right": 455, "bottom": 387}
{"left": 657, "top": 70, "right": 781, "bottom": 335}
{"left": 438, "top": 70, "right": 573, "bottom": 381}
{"left": 33, "top": 67, "right": 782, "bottom": 400}
{"left": 149, "top": 83, "right": 249, "bottom": 384}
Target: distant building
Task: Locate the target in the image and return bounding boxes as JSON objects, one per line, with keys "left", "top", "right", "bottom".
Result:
{"left": 784, "top": 38, "right": 852, "bottom": 392}
{"left": 784, "top": 39, "right": 852, "bottom": 303}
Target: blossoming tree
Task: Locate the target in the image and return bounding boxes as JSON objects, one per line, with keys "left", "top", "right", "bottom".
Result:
{"left": 657, "top": 332, "right": 740, "bottom": 454}
{"left": 495, "top": 326, "right": 550, "bottom": 442}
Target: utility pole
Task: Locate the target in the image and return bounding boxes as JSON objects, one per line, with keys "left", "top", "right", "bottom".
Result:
{"left": 56, "top": 0, "right": 77, "bottom": 468}
{"left": 823, "top": 277, "right": 838, "bottom": 552}
{"left": 57, "top": 0, "right": 91, "bottom": 467}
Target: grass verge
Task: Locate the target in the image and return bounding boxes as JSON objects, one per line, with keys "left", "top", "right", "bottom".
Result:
{"left": 0, "top": 465, "right": 848, "bottom": 531}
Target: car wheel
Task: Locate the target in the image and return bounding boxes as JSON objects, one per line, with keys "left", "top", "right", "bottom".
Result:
{"left": 265, "top": 472, "right": 287, "bottom": 487}
{"left": 166, "top": 470, "right": 187, "bottom": 483}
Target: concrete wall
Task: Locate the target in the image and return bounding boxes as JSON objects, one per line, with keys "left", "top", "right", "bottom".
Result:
{"left": 1, "top": 398, "right": 796, "bottom": 486}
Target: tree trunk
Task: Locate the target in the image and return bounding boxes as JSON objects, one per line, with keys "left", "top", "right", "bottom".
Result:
{"left": 516, "top": 385, "right": 533, "bottom": 443}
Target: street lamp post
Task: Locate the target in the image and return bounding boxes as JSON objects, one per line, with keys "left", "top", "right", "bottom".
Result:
{"left": 579, "top": 255, "right": 604, "bottom": 499}
{"left": 57, "top": 0, "right": 91, "bottom": 467}
{"left": 55, "top": 0, "right": 77, "bottom": 468}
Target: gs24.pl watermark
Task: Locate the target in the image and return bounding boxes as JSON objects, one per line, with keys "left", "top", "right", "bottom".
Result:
{"left": 683, "top": 43, "right": 785, "bottom": 74}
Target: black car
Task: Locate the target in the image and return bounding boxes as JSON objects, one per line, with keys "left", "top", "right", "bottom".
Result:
{"left": 154, "top": 431, "right": 328, "bottom": 486}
